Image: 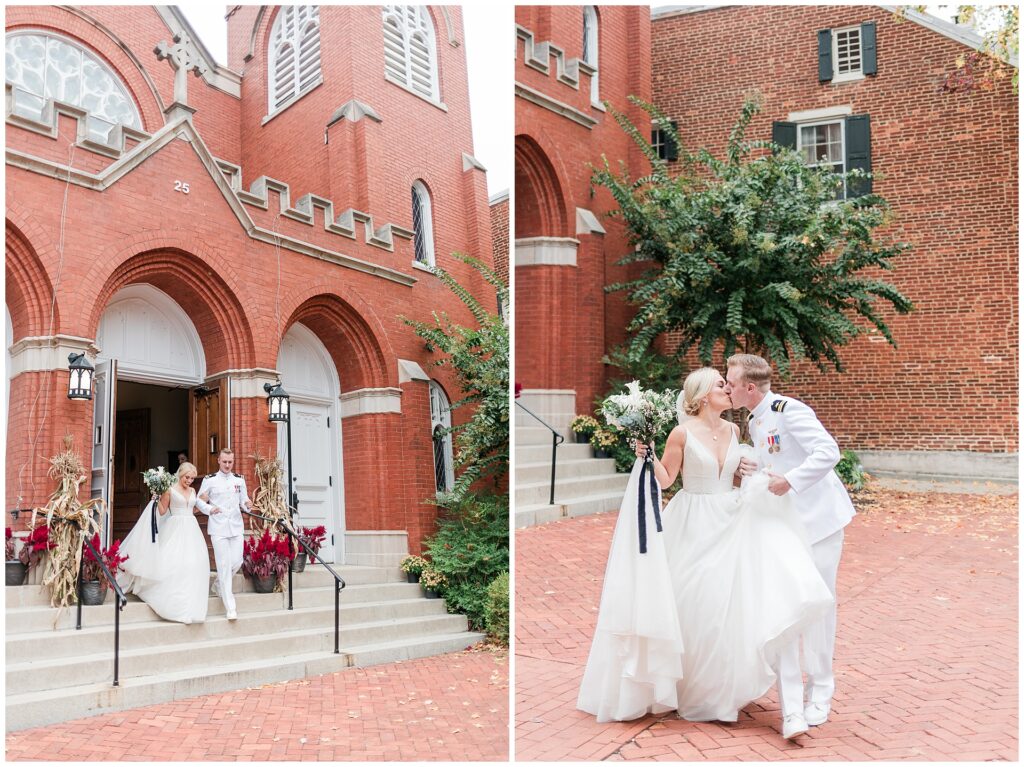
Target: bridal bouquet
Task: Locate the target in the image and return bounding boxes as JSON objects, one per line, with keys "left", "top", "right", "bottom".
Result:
{"left": 601, "top": 381, "right": 678, "bottom": 448}
{"left": 141, "top": 466, "right": 174, "bottom": 499}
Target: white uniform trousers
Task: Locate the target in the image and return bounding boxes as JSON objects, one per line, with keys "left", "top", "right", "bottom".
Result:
{"left": 212, "top": 534, "right": 244, "bottom": 613}
{"left": 776, "top": 527, "right": 844, "bottom": 717}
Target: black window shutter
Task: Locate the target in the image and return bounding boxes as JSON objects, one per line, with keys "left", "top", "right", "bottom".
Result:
{"left": 845, "top": 114, "right": 871, "bottom": 197}
{"left": 772, "top": 121, "right": 797, "bottom": 152}
{"left": 861, "top": 22, "right": 877, "bottom": 75}
{"left": 818, "top": 29, "right": 833, "bottom": 82}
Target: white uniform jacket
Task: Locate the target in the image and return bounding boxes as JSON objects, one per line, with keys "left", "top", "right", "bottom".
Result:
{"left": 195, "top": 471, "right": 248, "bottom": 539}
{"left": 747, "top": 391, "right": 855, "bottom": 544}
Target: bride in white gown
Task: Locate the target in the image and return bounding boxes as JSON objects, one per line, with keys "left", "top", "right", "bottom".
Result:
{"left": 578, "top": 368, "right": 833, "bottom": 729}
{"left": 117, "top": 462, "right": 210, "bottom": 624}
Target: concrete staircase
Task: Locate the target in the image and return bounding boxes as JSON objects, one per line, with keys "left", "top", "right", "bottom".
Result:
{"left": 5, "top": 565, "right": 484, "bottom": 731}
{"left": 515, "top": 423, "right": 629, "bottom": 528}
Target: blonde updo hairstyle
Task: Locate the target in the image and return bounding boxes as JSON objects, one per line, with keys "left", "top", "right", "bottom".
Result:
{"left": 681, "top": 367, "right": 721, "bottom": 417}
{"left": 176, "top": 462, "right": 198, "bottom": 480}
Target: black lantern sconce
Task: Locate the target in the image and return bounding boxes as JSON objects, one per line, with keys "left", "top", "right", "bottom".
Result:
{"left": 67, "top": 352, "right": 94, "bottom": 400}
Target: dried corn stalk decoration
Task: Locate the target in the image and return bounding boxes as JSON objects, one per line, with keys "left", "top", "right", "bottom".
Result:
{"left": 32, "top": 435, "right": 105, "bottom": 611}
{"left": 250, "top": 453, "right": 294, "bottom": 536}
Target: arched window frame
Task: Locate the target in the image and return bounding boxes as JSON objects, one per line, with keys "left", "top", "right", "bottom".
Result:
{"left": 429, "top": 381, "right": 454, "bottom": 495}
{"left": 382, "top": 5, "right": 442, "bottom": 106}
{"left": 267, "top": 5, "right": 322, "bottom": 116}
{"left": 582, "top": 6, "right": 600, "bottom": 106}
{"left": 5, "top": 29, "right": 142, "bottom": 143}
{"left": 411, "top": 180, "right": 436, "bottom": 268}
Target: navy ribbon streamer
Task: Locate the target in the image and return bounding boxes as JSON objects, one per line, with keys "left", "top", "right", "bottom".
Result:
{"left": 637, "top": 454, "right": 663, "bottom": 554}
{"left": 149, "top": 498, "right": 159, "bottom": 543}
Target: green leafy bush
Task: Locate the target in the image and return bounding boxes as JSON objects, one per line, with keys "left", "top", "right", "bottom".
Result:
{"left": 835, "top": 449, "right": 870, "bottom": 492}
{"left": 484, "top": 572, "right": 509, "bottom": 645}
{"left": 423, "top": 492, "right": 509, "bottom": 631}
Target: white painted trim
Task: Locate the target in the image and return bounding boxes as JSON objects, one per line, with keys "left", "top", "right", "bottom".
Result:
{"left": 831, "top": 24, "right": 865, "bottom": 82}
{"left": 575, "top": 208, "right": 606, "bottom": 235}
{"left": 221, "top": 368, "right": 282, "bottom": 398}
{"left": 398, "top": 359, "right": 431, "bottom": 383}
{"left": 515, "top": 237, "right": 580, "bottom": 267}
{"left": 489, "top": 189, "right": 509, "bottom": 205}
{"left": 8, "top": 335, "right": 99, "bottom": 377}
{"left": 339, "top": 387, "right": 403, "bottom": 417}
{"left": 514, "top": 83, "right": 598, "bottom": 130}
{"left": 787, "top": 105, "right": 853, "bottom": 122}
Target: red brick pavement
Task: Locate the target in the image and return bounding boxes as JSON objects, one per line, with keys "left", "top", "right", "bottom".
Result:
{"left": 515, "top": 490, "right": 1018, "bottom": 761}
{"left": 6, "top": 646, "right": 509, "bottom": 762}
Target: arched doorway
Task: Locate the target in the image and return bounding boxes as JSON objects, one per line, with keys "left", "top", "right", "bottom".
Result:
{"left": 95, "top": 284, "right": 209, "bottom": 547}
{"left": 276, "top": 322, "right": 344, "bottom": 563}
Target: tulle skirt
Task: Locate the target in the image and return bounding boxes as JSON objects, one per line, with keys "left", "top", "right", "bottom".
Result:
{"left": 117, "top": 501, "right": 210, "bottom": 624}
{"left": 662, "top": 475, "right": 833, "bottom": 721}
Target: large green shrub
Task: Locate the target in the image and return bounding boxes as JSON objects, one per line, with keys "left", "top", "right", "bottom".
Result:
{"left": 484, "top": 572, "right": 509, "bottom": 645}
{"left": 423, "top": 492, "right": 509, "bottom": 632}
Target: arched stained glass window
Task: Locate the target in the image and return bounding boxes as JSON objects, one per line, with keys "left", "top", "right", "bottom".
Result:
{"left": 268, "top": 5, "right": 322, "bottom": 113}
{"left": 382, "top": 5, "right": 440, "bottom": 102}
{"left": 5, "top": 31, "right": 141, "bottom": 142}
{"left": 411, "top": 180, "right": 435, "bottom": 267}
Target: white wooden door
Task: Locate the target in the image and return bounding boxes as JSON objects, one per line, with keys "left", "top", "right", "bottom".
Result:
{"left": 286, "top": 400, "right": 336, "bottom": 562}
{"left": 91, "top": 359, "right": 116, "bottom": 545}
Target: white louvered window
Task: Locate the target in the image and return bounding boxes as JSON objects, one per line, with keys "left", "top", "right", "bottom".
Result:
{"left": 268, "top": 5, "right": 322, "bottom": 114}
{"left": 382, "top": 6, "right": 440, "bottom": 102}
{"left": 411, "top": 181, "right": 436, "bottom": 267}
{"left": 5, "top": 31, "right": 141, "bottom": 143}
{"left": 582, "top": 6, "right": 599, "bottom": 105}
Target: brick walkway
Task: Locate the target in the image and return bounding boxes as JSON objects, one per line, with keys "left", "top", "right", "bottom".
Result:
{"left": 6, "top": 646, "right": 509, "bottom": 761}
{"left": 516, "top": 489, "right": 1018, "bottom": 761}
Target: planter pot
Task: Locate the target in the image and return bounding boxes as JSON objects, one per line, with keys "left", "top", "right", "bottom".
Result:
{"left": 593, "top": 448, "right": 611, "bottom": 459}
{"left": 6, "top": 560, "right": 26, "bottom": 586}
{"left": 574, "top": 431, "right": 594, "bottom": 444}
{"left": 292, "top": 552, "right": 307, "bottom": 573}
{"left": 423, "top": 588, "right": 441, "bottom": 599}
{"left": 405, "top": 571, "right": 420, "bottom": 583}
{"left": 252, "top": 575, "right": 277, "bottom": 593}
{"left": 80, "top": 579, "right": 107, "bottom": 606}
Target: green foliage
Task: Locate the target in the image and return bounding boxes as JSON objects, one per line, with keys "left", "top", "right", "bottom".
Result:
{"left": 404, "top": 255, "right": 509, "bottom": 502}
{"left": 835, "top": 448, "right": 870, "bottom": 492}
{"left": 423, "top": 492, "right": 509, "bottom": 631}
{"left": 595, "top": 96, "right": 914, "bottom": 377}
{"left": 484, "top": 571, "right": 510, "bottom": 645}
{"left": 601, "top": 344, "right": 688, "bottom": 394}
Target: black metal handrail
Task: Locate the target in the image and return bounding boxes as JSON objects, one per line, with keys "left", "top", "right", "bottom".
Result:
{"left": 241, "top": 509, "right": 347, "bottom": 655}
{"left": 74, "top": 524, "right": 128, "bottom": 687}
{"left": 515, "top": 400, "right": 565, "bottom": 506}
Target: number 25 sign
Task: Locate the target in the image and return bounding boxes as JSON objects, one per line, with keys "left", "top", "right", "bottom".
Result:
{"left": 174, "top": 180, "right": 190, "bottom": 194}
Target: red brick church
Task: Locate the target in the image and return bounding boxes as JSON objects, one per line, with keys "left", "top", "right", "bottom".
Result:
{"left": 515, "top": 5, "right": 1017, "bottom": 479}
{"left": 6, "top": 5, "right": 496, "bottom": 558}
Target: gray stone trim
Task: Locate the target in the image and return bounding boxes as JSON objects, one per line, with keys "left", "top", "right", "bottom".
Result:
{"left": 398, "top": 359, "right": 431, "bottom": 383}
{"left": 326, "top": 99, "right": 383, "bottom": 129}
{"left": 462, "top": 152, "right": 486, "bottom": 172}
{"left": 514, "top": 83, "right": 597, "bottom": 130}
{"left": 859, "top": 450, "right": 1018, "bottom": 482}
{"left": 516, "top": 25, "right": 596, "bottom": 91}
{"left": 440, "top": 7, "right": 459, "bottom": 46}
{"left": 213, "top": 368, "right": 282, "bottom": 399}
{"left": 575, "top": 208, "right": 606, "bottom": 235}
{"left": 8, "top": 335, "right": 99, "bottom": 377}
{"left": 6, "top": 114, "right": 417, "bottom": 287}
{"left": 515, "top": 237, "right": 580, "bottom": 266}
{"left": 339, "top": 387, "right": 403, "bottom": 417}
{"left": 153, "top": 6, "right": 243, "bottom": 96}
{"left": 489, "top": 189, "right": 509, "bottom": 205}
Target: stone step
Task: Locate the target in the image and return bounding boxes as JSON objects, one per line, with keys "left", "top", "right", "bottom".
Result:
{"left": 515, "top": 425, "right": 568, "bottom": 445}
{"left": 515, "top": 441, "right": 594, "bottom": 463}
{"left": 516, "top": 457, "right": 618, "bottom": 483}
{"left": 6, "top": 581, "right": 426, "bottom": 634}
{"left": 6, "top": 597, "right": 451, "bottom": 662}
{"left": 6, "top": 630, "right": 484, "bottom": 732}
{"left": 515, "top": 491, "right": 624, "bottom": 529}
{"left": 7, "top": 611, "right": 468, "bottom": 694}
{"left": 515, "top": 473, "right": 630, "bottom": 506}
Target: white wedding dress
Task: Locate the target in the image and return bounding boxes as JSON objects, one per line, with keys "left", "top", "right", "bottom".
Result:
{"left": 117, "top": 486, "right": 210, "bottom": 624}
{"left": 577, "top": 426, "right": 833, "bottom": 723}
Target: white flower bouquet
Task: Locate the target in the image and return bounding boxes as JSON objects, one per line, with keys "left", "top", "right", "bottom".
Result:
{"left": 601, "top": 381, "right": 678, "bottom": 448}
{"left": 141, "top": 466, "right": 174, "bottom": 499}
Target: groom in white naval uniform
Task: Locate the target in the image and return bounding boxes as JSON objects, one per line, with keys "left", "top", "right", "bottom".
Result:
{"left": 725, "top": 353, "right": 855, "bottom": 740}
{"left": 195, "top": 447, "right": 253, "bottom": 621}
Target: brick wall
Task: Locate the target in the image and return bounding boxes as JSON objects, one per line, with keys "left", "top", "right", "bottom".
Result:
{"left": 5, "top": 5, "right": 496, "bottom": 552}
{"left": 490, "top": 192, "right": 509, "bottom": 284}
{"left": 514, "top": 5, "right": 651, "bottom": 414}
{"left": 651, "top": 6, "right": 1017, "bottom": 453}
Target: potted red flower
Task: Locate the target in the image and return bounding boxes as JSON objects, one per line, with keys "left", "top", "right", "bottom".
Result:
{"left": 293, "top": 525, "right": 326, "bottom": 573}
{"left": 16, "top": 524, "right": 54, "bottom": 585}
{"left": 80, "top": 533, "right": 129, "bottom": 605}
{"left": 242, "top": 530, "right": 294, "bottom": 592}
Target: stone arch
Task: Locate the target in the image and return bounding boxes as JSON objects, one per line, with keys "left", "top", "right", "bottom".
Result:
{"left": 5, "top": 219, "right": 58, "bottom": 340}
{"left": 86, "top": 249, "right": 255, "bottom": 374}
{"left": 515, "top": 133, "right": 570, "bottom": 238}
{"left": 279, "top": 287, "right": 395, "bottom": 392}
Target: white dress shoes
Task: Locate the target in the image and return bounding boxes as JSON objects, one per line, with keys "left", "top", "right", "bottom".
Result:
{"left": 226, "top": 610, "right": 237, "bottom": 621}
{"left": 804, "top": 702, "right": 830, "bottom": 726}
{"left": 782, "top": 713, "right": 809, "bottom": 740}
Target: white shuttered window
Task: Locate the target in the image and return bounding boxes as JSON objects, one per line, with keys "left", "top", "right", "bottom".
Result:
{"left": 382, "top": 6, "right": 440, "bottom": 102}
{"left": 268, "top": 5, "right": 322, "bottom": 113}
